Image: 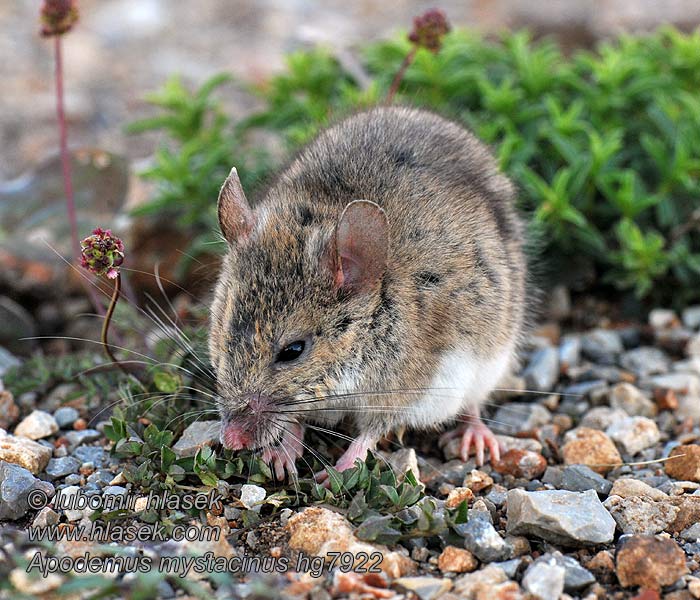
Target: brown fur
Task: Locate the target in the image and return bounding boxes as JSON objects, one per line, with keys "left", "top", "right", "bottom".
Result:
{"left": 209, "top": 106, "right": 527, "bottom": 450}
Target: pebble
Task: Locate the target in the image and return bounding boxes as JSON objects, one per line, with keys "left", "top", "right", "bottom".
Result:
{"left": 665, "top": 445, "right": 700, "bottom": 482}
{"left": 604, "top": 495, "right": 679, "bottom": 534}
{"left": 506, "top": 489, "right": 616, "bottom": 545}
{"left": 445, "top": 487, "right": 474, "bottom": 508}
{"left": 14, "top": 410, "right": 59, "bottom": 440}
{"left": 559, "top": 464, "right": 613, "bottom": 495}
{"left": 0, "top": 429, "right": 52, "bottom": 473}
{"left": 581, "top": 329, "right": 623, "bottom": 362}
{"left": 609, "top": 478, "right": 668, "bottom": 500}
{"left": 438, "top": 546, "right": 478, "bottom": 573}
{"left": 45, "top": 456, "right": 81, "bottom": 480}
{"left": 58, "top": 485, "right": 94, "bottom": 521}
{"left": 681, "top": 523, "right": 700, "bottom": 541}
{"left": 0, "top": 460, "right": 55, "bottom": 520}
{"left": 53, "top": 406, "right": 80, "bottom": 429}
{"left": 286, "top": 507, "right": 415, "bottom": 577}
{"left": 522, "top": 346, "right": 559, "bottom": 392}
{"left": 0, "top": 345, "right": 21, "bottom": 376}
{"left": 454, "top": 518, "right": 510, "bottom": 562}
{"left": 0, "top": 390, "right": 19, "bottom": 430}
{"left": 453, "top": 565, "right": 513, "bottom": 598}
{"left": 492, "top": 403, "right": 551, "bottom": 435}
{"left": 682, "top": 306, "right": 700, "bottom": 330}
{"left": 64, "top": 429, "right": 101, "bottom": 448}
{"left": 8, "top": 570, "right": 62, "bottom": 596}
{"left": 606, "top": 416, "right": 660, "bottom": 455}
{"left": 239, "top": 484, "right": 266, "bottom": 511}
{"left": 172, "top": 420, "right": 220, "bottom": 457}
{"left": 463, "top": 469, "right": 494, "bottom": 492}
{"left": 394, "top": 577, "right": 452, "bottom": 600}
{"left": 541, "top": 551, "right": 596, "bottom": 591}
{"left": 580, "top": 406, "right": 629, "bottom": 430}
{"left": 32, "top": 506, "right": 60, "bottom": 528}
{"left": 561, "top": 427, "right": 622, "bottom": 474}
{"left": 561, "top": 379, "right": 608, "bottom": 399}
{"left": 493, "top": 449, "right": 546, "bottom": 481}
{"left": 72, "top": 445, "right": 106, "bottom": 466}
{"left": 608, "top": 383, "right": 656, "bottom": 417}
{"left": 615, "top": 534, "right": 688, "bottom": 589}
{"left": 387, "top": 448, "right": 421, "bottom": 482}
{"left": 559, "top": 335, "right": 582, "bottom": 371}
{"left": 641, "top": 373, "right": 700, "bottom": 396}
{"left": 620, "top": 347, "right": 670, "bottom": 378}
{"left": 521, "top": 556, "right": 565, "bottom": 600}
{"left": 649, "top": 308, "right": 679, "bottom": 329}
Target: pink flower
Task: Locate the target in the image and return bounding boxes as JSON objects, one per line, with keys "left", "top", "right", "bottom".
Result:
{"left": 80, "top": 228, "right": 125, "bottom": 279}
{"left": 408, "top": 9, "right": 451, "bottom": 53}
{"left": 40, "top": 0, "right": 79, "bottom": 37}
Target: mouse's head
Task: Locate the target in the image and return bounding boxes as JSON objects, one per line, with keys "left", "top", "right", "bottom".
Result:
{"left": 209, "top": 168, "right": 389, "bottom": 451}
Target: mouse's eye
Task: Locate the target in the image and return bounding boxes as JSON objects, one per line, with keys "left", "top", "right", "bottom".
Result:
{"left": 276, "top": 340, "right": 306, "bottom": 363}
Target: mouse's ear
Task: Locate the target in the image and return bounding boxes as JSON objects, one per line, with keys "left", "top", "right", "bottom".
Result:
{"left": 218, "top": 167, "right": 255, "bottom": 244}
{"left": 330, "top": 200, "right": 389, "bottom": 293}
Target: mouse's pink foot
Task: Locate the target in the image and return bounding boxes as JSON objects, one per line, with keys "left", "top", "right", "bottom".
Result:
{"left": 261, "top": 422, "right": 304, "bottom": 481}
{"left": 315, "top": 434, "right": 376, "bottom": 486}
{"left": 441, "top": 416, "right": 500, "bottom": 466}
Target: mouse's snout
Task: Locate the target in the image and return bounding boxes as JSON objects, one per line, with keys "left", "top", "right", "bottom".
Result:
{"left": 219, "top": 392, "right": 275, "bottom": 451}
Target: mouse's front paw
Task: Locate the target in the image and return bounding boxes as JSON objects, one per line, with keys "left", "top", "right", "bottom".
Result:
{"left": 261, "top": 446, "right": 299, "bottom": 481}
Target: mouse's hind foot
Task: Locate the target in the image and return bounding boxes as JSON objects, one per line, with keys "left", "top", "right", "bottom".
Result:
{"left": 440, "top": 414, "right": 500, "bottom": 466}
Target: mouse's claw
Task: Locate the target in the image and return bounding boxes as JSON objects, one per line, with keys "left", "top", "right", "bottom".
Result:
{"left": 261, "top": 446, "right": 298, "bottom": 481}
{"left": 444, "top": 415, "right": 501, "bottom": 466}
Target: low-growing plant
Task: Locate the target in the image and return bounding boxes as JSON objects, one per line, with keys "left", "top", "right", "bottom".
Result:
{"left": 132, "top": 26, "right": 700, "bottom": 307}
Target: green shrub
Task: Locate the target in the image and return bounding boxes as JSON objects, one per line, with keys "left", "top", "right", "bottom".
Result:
{"left": 131, "top": 27, "right": 700, "bottom": 307}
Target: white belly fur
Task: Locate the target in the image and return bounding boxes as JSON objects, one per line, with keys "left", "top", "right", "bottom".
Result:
{"left": 407, "top": 344, "right": 514, "bottom": 429}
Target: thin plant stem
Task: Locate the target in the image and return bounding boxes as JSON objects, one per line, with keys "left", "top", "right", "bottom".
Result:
{"left": 53, "top": 35, "right": 104, "bottom": 315}
{"left": 386, "top": 46, "right": 417, "bottom": 104}
{"left": 102, "top": 274, "right": 128, "bottom": 375}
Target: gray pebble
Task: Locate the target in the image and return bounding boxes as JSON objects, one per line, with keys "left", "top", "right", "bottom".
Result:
{"left": 72, "top": 446, "right": 106, "bottom": 466}
{"left": 45, "top": 456, "right": 81, "bottom": 480}
{"left": 581, "top": 329, "right": 623, "bottom": 363}
{"left": 522, "top": 557, "right": 566, "bottom": 600}
{"left": 0, "top": 461, "right": 55, "bottom": 520}
{"left": 53, "top": 406, "right": 80, "bottom": 429}
{"left": 559, "top": 335, "right": 581, "bottom": 370}
{"left": 620, "top": 346, "right": 670, "bottom": 378}
{"left": 454, "top": 518, "right": 510, "bottom": 562}
{"left": 681, "top": 523, "right": 700, "bottom": 541}
{"left": 492, "top": 402, "right": 551, "bottom": 435}
{"left": 64, "top": 474, "right": 82, "bottom": 485}
{"left": 522, "top": 346, "right": 559, "bottom": 392}
{"left": 560, "top": 464, "right": 612, "bottom": 496}
{"left": 65, "top": 429, "right": 101, "bottom": 448}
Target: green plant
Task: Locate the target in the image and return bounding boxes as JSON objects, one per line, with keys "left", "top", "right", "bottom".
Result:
{"left": 126, "top": 74, "right": 271, "bottom": 269}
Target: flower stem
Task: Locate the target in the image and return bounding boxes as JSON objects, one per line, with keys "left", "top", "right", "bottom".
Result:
{"left": 386, "top": 46, "right": 417, "bottom": 104}
{"left": 102, "top": 274, "right": 128, "bottom": 375}
{"left": 54, "top": 35, "right": 104, "bottom": 314}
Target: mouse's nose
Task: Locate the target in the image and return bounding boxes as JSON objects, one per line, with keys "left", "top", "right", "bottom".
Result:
{"left": 220, "top": 421, "right": 253, "bottom": 450}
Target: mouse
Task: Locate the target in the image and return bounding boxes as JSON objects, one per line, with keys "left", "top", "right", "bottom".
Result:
{"left": 208, "top": 106, "right": 527, "bottom": 481}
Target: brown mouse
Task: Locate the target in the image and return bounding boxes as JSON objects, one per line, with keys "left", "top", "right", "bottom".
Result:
{"left": 208, "top": 106, "right": 527, "bottom": 480}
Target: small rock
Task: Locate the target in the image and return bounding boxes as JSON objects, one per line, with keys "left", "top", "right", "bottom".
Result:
{"left": 620, "top": 347, "right": 670, "bottom": 378}
{"left": 463, "top": 470, "right": 494, "bottom": 492}
{"left": 522, "top": 346, "right": 559, "bottom": 392}
{"left": 0, "top": 390, "right": 19, "bottom": 430}
{"left": 32, "top": 506, "right": 60, "bottom": 528}
{"left": 649, "top": 308, "right": 679, "bottom": 329}
{"left": 687, "top": 334, "right": 700, "bottom": 359}
{"left": 0, "top": 429, "right": 52, "bottom": 473}
{"left": 615, "top": 534, "right": 688, "bottom": 589}
{"left": 559, "top": 464, "right": 613, "bottom": 495}
{"left": 0, "top": 346, "right": 21, "bottom": 377}
{"left": 445, "top": 487, "right": 474, "bottom": 508}
{"left": 561, "top": 427, "right": 622, "bottom": 475}
{"left": 580, "top": 406, "right": 629, "bottom": 430}
{"left": 495, "top": 434, "right": 543, "bottom": 454}
{"left": 438, "top": 546, "right": 478, "bottom": 573}
{"left": 609, "top": 478, "right": 667, "bottom": 500}
{"left": 653, "top": 387, "right": 679, "bottom": 411}
{"left": 604, "top": 495, "right": 679, "bottom": 534}
{"left": 493, "top": 449, "right": 546, "bottom": 480}
{"left": 45, "top": 456, "right": 81, "bottom": 480}
{"left": 394, "top": 577, "right": 452, "bottom": 600}
{"left": 455, "top": 518, "right": 510, "bottom": 562}
{"left": 641, "top": 373, "right": 700, "bottom": 396}
{"left": 559, "top": 335, "right": 581, "bottom": 372}
{"left": 72, "top": 445, "right": 106, "bottom": 466}
{"left": 492, "top": 402, "right": 551, "bottom": 435}
{"left": 681, "top": 523, "right": 700, "bottom": 542}
{"left": 539, "top": 551, "right": 596, "bottom": 591}
{"left": 0, "top": 460, "right": 55, "bottom": 520}
{"left": 581, "top": 329, "right": 623, "bottom": 362}
{"left": 665, "top": 445, "right": 700, "bottom": 482}
{"left": 522, "top": 557, "right": 565, "bottom": 600}
{"left": 286, "top": 507, "right": 415, "bottom": 577}
{"left": 239, "top": 484, "right": 266, "bottom": 511}
{"left": 172, "top": 420, "right": 220, "bottom": 457}
{"left": 682, "top": 306, "right": 700, "bottom": 330}
{"left": 53, "top": 406, "right": 80, "bottom": 429}
{"left": 609, "top": 383, "right": 656, "bottom": 417}
{"left": 506, "top": 489, "right": 616, "bottom": 546}
{"left": 8, "top": 570, "right": 62, "bottom": 596}
{"left": 57, "top": 485, "right": 94, "bottom": 521}
{"left": 606, "top": 417, "right": 660, "bottom": 455}
{"left": 453, "top": 565, "right": 513, "bottom": 598}
{"left": 64, "top": 429, "right": 101, "bottom": 448}
{"left": 14, "top": 410, "right": 59, "bottom": 440}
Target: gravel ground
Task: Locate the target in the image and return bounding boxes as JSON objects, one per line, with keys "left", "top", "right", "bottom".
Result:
{"left": 1, "top": 300, "right": 700, "bottom": 598}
